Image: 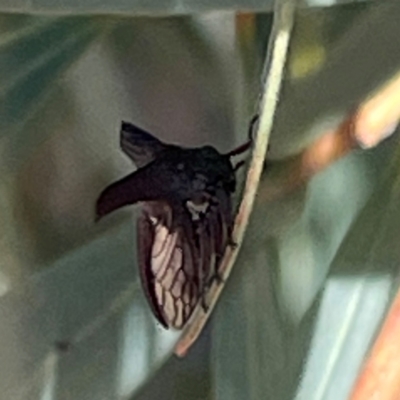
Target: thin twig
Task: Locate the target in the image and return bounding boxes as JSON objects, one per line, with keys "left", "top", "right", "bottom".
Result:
{"left": 174, "top": 0, "right": 297, "bottom": 357}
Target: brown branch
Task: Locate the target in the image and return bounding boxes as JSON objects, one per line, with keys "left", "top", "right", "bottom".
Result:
{"left": 258, "top": 113, "right": 359, "bottom": 202}
{"left": 345, "top": 73, "right": 400, "bottom": 400}
{"left": 349, "top": 289, "right": 400, "bottom": 400}
{"left": 259, "top": 71, "right": 400, "bottom": 203}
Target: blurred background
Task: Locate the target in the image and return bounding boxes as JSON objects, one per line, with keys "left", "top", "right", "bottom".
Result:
{"left": 0, "top": 1, "right": 400, "bottom": 399}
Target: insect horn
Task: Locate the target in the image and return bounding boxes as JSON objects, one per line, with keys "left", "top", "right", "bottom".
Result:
{"left": 96, "top": 167, "right": 159, "bottom": 221}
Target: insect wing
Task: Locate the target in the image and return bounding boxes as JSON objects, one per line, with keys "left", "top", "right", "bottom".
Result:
{"left": 137, "top": 190, "right": 233, "bottom": 329}
{"left": 137, "top": 202, "right": 200, "bottom": 329}
{"left": 120, "top": 121, "right": 169, "bottom": 168}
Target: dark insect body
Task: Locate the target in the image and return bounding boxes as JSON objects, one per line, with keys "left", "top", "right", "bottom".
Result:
{"left": 96, "top": 122, "right": 251, "bottom": 329}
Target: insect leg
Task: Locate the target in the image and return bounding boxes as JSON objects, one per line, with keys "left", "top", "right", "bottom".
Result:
{"left": 248, "top": 114, "right": 259, "bottom": 141}
{"left": 233, "top": 160, "right": 246, "bottom": 172}
{"left": 200, "top": 273, "right": 225, "bottom": 314}
{"left": 201, "top": 293, "right": 210, "bottom": 313}
{"left": 224, "top": 115, "right": 259, "bottom": 157}
{"left": 206, "top": 271, "right": 225, "bottom": 287}
{"left": 225, "top": 140, "right": 252, "bottom": 157}
{"left": 227, "top": 237, "right": 238, "bottom": 248}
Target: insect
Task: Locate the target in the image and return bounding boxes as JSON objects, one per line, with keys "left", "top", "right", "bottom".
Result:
{"left": 96, "top": 121, "right": 252, "bottom": 329}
